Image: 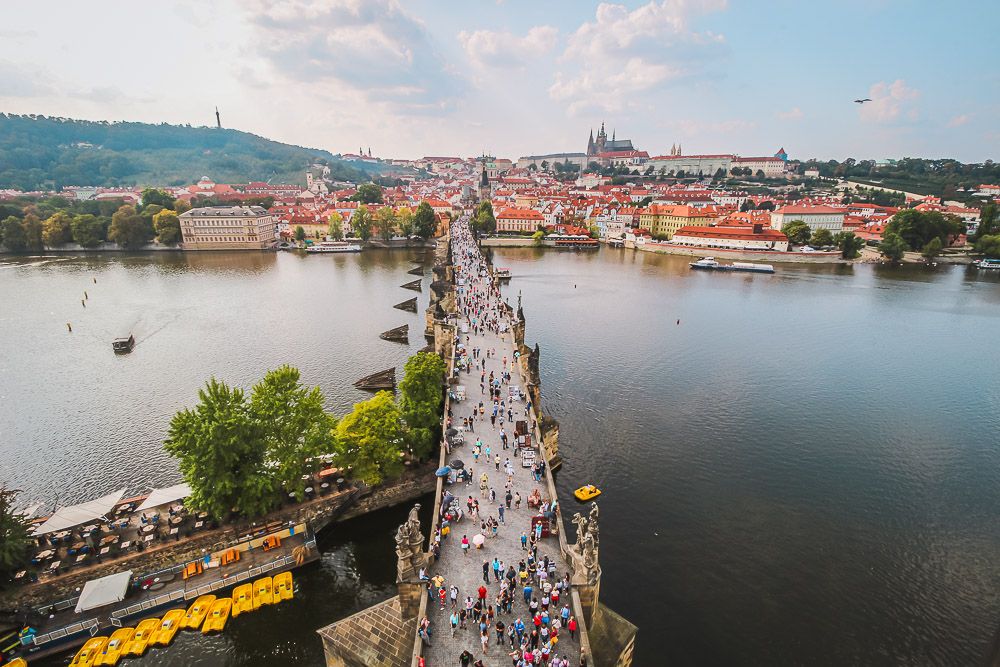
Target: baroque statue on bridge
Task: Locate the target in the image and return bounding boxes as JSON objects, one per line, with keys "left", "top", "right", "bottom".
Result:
{"left": 395, "top": 503, "right": 426, "bottom": 579}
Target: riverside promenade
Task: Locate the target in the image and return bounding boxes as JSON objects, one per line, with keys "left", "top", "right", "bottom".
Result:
{"left": 416, "top": 217, "right": 587, "bottom": 666}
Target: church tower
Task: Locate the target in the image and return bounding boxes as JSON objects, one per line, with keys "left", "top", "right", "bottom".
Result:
{"left": 587, "top": 128, "right": 595, "bottom": 156}
{"left": 478, "top": 166, "right": 490, "bottom": 201}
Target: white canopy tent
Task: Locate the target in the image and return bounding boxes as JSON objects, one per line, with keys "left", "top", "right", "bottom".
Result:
{"left": 32, "top": 488, "right": 127, "bottom": 536}
{"left": 74, "top": 570, "right": 133, "bottom": 613}
{"left": 135, "top": 483, "right": 191, "bottom": 513}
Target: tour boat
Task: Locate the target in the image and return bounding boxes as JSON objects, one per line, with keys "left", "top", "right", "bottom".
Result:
{"left": 94, "top": 627, "right": 133, "bottom": 666}
{"left": 305, "top": 241, "right": 362, "bottom": 253}
{"left": 122, "top": 618, "right": 159, "bottom": 657}
{"left": 201, "top": 598, "right": 232, "bottom": 634}
{"left": 573, "top": 485, "right": 602, "bottom": 502}
{"left": 231, "top": 583, "right": 254, "bottom": 617}
{"left": 69, "top": 636, "right": 108, "bottom": 667}
{"left": 181, "top": 595, "right": 216, "bottom": 630}
{"left": 252, "top": 576, "right": 274, "bottom": 610}
{"left": 495, "top": 267, "right": 511, "bottom": 280}
{"left": 149, "top": 608, "right": 186, "bottom": 646}
{"left": 112, "top": 334, "right": 135, "bottom": 354}
{"left": 689, "top": 257, "right": 775, "bottom": 273}
{"left": 974, "top": 258, "right": 1000, "bottom": 269}
{"left": 273, "top": 571, "right": 294, "bottom": 602}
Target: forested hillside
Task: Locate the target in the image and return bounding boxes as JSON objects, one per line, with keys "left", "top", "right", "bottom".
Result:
{"left": 0, "top": 114, "right": 372, "bottom": 190}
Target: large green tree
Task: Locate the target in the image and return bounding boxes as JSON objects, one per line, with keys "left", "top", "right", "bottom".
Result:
{"left": 879, "top": 231, "right": 909, "bottom": 263}
{"left": 413, "top": 201, "right": 437, "bottom": 239}
{"left": 0, "top": 487, "right": 32, "bottom": 578}
{"left": 109, "top": 205, "right": 154, "bottom": 250}
{"left": 834, "top": 231, "right": 864, "bottom": 259}
{"left": 398, "top": 352, "right": 446, "bottom": 459}
{"left": 328, "top": 211, "right": 344, "bottom": 240}
{"left": 42, "top": 211, "right": 74, "bottom": 247}
{"left": 1, "top": 216, "right": 27, "bottom": 251}
{"left": 885, "top": 209, "right": 963, "bottom": 250}
{"left": 921, "top": 237, "right": 943, "bottom": 259}
{"left": 22, "top": 214, "right": 44, "bottom": 252}
{"left": 973, "top": 203, "right": 997, "bottom": 241}
{"left": 153, "top": 210, "right": 181, "bottom": 245}
{"left": 471, "top": 201, "right": 496, "bottom": 235}
{"left": 351, "top": 205, "right": 373, "bottom": 242}
{"left": 974, "top": 234, "right": 1000, "bottom": 258}
{"left": 335, "top": 391, "right": 405, "bottom": 485}
{"left": 781, "top": 219, "right": 811, "bottom": 244}
{"left": 810, "top": 228, "right": 834, "bottom": 247}
{"left": 352, "top": 183, "right": 384, "bottom": 204}
{"left": 71, "top": 214, "right": 107, "bottom": 248}
{"left": 141, "top": 188, "right": 176, "bottom": 210}
{"left": 250, "top": 366, "right": 336, "bottom": 499}
{"left": 374, "top": 206, "right": 397, "bottom": 241}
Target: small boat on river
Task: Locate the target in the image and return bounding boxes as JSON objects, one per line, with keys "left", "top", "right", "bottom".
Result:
{"left": 973, "top": 258, "right": 1000, "bottom": 270}
{"left": 574, "top": 485, "right": 602, "bottom": 501}
{"left": 306, "top": 241, "right": 362, "bottom": 253}
{"left": 112, "top": 334, "right": 135, "bottom": 354}
{"left": 689, "top": 257, "right": 774, "bottom": 273}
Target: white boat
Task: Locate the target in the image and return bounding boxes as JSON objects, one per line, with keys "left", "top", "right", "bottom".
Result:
{"left": 689, "top": 257, "right": 774, "bottom": 273}
{"left": 306, "top": 241, "right": 362, "bottom": 253}
{"left": 973, "top": 258, "right": 1000, "bottom": 270}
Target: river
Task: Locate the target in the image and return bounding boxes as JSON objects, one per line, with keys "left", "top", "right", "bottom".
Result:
{"left": 3, "top": 247, "right": 999, "bottom": 665}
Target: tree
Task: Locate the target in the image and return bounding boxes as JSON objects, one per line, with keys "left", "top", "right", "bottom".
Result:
{"left": 757, "top": 200, "right": 775, "bottom": 212}
{"left": 879, "top": 231, "right": 908, "bottom": 263}
{"left": 398, "top": 352, "right": 446, "bottom": 459}
{"left": 0, "top": 486, "right": 32, "bottom": 578}
{"left": 108, "top": 205, "right": 153, "bottom": 250}
{"left": 250, "top": 366, "right": 336, "bottom": 499}
{"left": 413, "top": 201, "right": 437, "bottom": 239}
{"left": 397, "top": 207, "right": 414, "bottom": 237}
{"left": 637, "top": 196, "right": 653, "bottom": 208}
{"left": 810, "top": 228, "right": 834, "bottom": 247}
{"left": 71, "top": 213, "right": 106, "bottom": 248}
{"left": 334, "top": 391, "right": 405, "bottom": 485}
{"left": 740, "top": 199, "right": 754, "bottom": 212}
{"left": 921, "top": 237, "right": 943, "bottom": 259}
{"left": 975, "top": 234, "right": 1000, "bottom": 258}
{"left": 141, "top": 188, "right": 176, "bottom": 210}
{"left": 471, "top": 201, "right": 496, "bottom": 235}
{"left": 352, "top": 183, "right": 384, "bottom": 204}
{"left": 781, "top": 220, "right": 812, "bottom": 244}
{"left": 351, "top": 205, "right": 373, "bottom": 242}
{"left": 972, "top": 202, "right": 997, "bottom": 241}
{"left": 153, "top": 210, "right": 181, "bottom": 245}
{"left": 532, "top": 230, "right": 545, "bottom": 246}
{"left": 374, "top": 206, "right": 397, "bottom": 241}
{"left": 1, "top": 216, "right": 27, "bottom": 251}
{"left": 540, "top": 160, "right": 549, "bottom": 170}
{"left": 328, "top": 211, "right": 344, "bottom": 240}
{"left": 885, "top": 209, "right": 963, "bottom": 251}
{"left": 165, "top": 379, "right": 272, "bottom": 519}
{"left": 588, "top": 225, "right": 601, "bottom": 239}
{"left": 294, "top": 225, "right": 306, "bottom": 242}
{"left": 174, "top": 199, "right": 192, "bottom": 214}
{"left": 42, "top": 211, "right": 73, "bottom": 246}
{"left": 834, "top": 231, "right": 864, "bottom": 259}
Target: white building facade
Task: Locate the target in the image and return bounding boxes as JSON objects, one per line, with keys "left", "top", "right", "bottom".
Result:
{"left": 179, "top": 206, "right": 276, "bottom": 250}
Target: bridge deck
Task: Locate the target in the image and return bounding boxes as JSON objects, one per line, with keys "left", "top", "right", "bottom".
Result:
{"left": 419, "top": 220, "right": 581, "bottom": 666}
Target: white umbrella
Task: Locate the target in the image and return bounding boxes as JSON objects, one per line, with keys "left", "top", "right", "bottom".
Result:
{"left": 472, "top": 534, "right": 485, "bottom": 546}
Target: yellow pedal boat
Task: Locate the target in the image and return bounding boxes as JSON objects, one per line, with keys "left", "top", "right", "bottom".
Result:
{"left": 181, "top": 595, "right": 216, "bottom": 630}
{"left": 252, "top": 576, "right": 273, "bottom": 610}
{"left": 273, "top": 571, "right": 293, "bottom": 602}
{"left": 6, "top": 659, "right": 27, "bottom": 667}
{"left": 122, "top": 618, "right": 159, "bottom": 657}
{"left": 70, "top": 636, "right": 108, "bottom": 667}
{"left": 94, "top": 627, "right": 134, "bottom": 666}
{"left": 201, "top": 598, "right": 232, "bottom": 634}
{"left": 573, "top": 484, "right": 601, "bottom": 501}
{"left": 231, "top": 583, "right": 253, "bottom": 617}
{"left": 150, "top": 608, "right": 186, "bottom": 646}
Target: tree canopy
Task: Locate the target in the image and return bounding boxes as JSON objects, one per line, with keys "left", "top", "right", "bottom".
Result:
{"left": 352, "top": 205, "right": 373, "bottom": 242}
{"left": 781, "top": 219, "right": 811, "bottom": 244}
{"left": 413, "top": 201, "right": 437, "bottom": 239}
{"left": 834, "top": 231, "right": 865, "bottom": 259}
{"left": 0, "top": 487, "right": 32, "bottom": 578}
{"left": 335, "top": 391, "right": 406, "bottom": 485}
{"left": 885, "top": 209, "right": 963, "bottom": 251}
{"left": 352, "top": 183, "right": 384, "bottom": 204}
{"left": 374, "top": 206, "right": 397, "bottom": 241}
{"left": 471, "top": 200, "right": 496, "bottom": 235}
{"left": 810, "top": 228, "right": 834, "bottom": 247}
{"left": 398, "top": 352, "right": 446, "bottom": 459}
{"left": 879, "top": 231, "right": 908, "bottom": 262}
{"left": 108, "top": 204, "right": 153, "bottom": 249}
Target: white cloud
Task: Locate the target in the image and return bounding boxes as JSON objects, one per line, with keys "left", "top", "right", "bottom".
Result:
{"left": 946, "top": 114, "right": 970, "bottom": 128}
{"left": 549, "top": 0, "right": 727, "bottom": 114}
{"left": 459, "top": 26, "right": 558, "bottom": 69}
{"left": 859, "top": 79, "right": 920, "bottom": 123}
{"left": 243, "top": 0, "right": 466, "bottom": 112}
{"left": 777, "top": 107, "right": 803, "bottom": 121}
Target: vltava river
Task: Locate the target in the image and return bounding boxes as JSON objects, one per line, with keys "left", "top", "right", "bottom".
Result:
{"left": 3, "top": 247, "right": 999, "bottom": 665}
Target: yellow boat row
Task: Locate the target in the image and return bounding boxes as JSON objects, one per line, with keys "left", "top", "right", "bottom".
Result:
{"left": 68, "top": 572, "right": 294, "bottom": 667}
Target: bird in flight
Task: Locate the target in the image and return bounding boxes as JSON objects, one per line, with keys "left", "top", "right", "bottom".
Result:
{"left": 854, "top": 98, "right": 872, "bottom": 104}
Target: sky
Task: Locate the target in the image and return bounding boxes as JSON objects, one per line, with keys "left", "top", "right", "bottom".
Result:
{"left": 1, "top": 0, "right": 998, "bottom": 162}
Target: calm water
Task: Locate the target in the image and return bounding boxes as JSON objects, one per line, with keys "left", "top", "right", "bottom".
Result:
{"left": 3, "top": 247, "right": 1000, "bottom": 665}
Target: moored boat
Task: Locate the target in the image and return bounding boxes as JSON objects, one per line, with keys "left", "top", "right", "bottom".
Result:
{"left": 305, "top": 241, "right": 362, "bottom": 253}
{"left": 974, "top": 258, "right": 1000, "bottom": 269}
{"left": 231, "top": 583, "right": 253, "bottom": 617}
{"left": 93, "top": 627, "right": 133, "bottom": 666}
{"left": 252, "top": 576, "right": 273, "bottom": 610}
{"left": 149, "top": 608, "right": 185, "bottom": 646}
{"left": 689, "top": 257, "right": 774, "bottom": 273}
{"left": 122, "top": 618, "right": 159, "bottom": 657}
{"left": 201, "top": 598, "right": 232, "bottom": 634}
{"left": 69, "top": 637, "right": 108, "bottom": 667}
{"left": 181, "top": 595, "right": 215, "bottom": 630}
{"left": 273, "top": 571, "right": 294, "bottom": 602}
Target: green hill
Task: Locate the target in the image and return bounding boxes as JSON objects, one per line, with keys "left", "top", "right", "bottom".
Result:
{"left": 0, "top": 114, "right": 374, "bottom": 190}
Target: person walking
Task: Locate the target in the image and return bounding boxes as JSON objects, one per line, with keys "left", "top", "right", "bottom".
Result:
{"left": 482, "top": 561, "right": 490, "bottom": 585}
{"left": 498, "top": 504, "right": 505, "bottom": 524}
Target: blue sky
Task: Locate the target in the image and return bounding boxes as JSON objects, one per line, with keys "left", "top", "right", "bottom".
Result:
{"left": 1, "top": 0, "right": 997, "bottom": 162}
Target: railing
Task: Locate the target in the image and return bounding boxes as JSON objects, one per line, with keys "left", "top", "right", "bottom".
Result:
{"left": 111, "top": 588, "right": 187, "bottom": 620}
{"left": 184, "top": 553, "right": 297, "bottom": 600}
{"left": 30, "top": 618, "right": 100, "bottom": 647}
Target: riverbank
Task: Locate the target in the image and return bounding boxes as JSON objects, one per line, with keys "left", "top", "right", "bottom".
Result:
{"left": 637, "top": 241, "right": 845, "bottom": 263}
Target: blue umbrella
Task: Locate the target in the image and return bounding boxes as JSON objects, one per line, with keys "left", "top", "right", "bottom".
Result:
{"left": 435, "top": 467, "right": 452, "bottom": 477}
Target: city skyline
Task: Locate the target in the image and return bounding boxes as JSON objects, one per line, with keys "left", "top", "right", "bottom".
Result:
{"left": 0, "top": 0, "right": 997, "bottom": 162}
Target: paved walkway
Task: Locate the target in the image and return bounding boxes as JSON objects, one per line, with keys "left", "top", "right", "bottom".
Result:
{"left": 419, "top": 218, "right": 580, "bottom": 666}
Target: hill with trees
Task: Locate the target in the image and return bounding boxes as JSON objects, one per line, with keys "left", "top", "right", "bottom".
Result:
{"left": 0, "top": 114, "right": 375, "bottom": 190}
